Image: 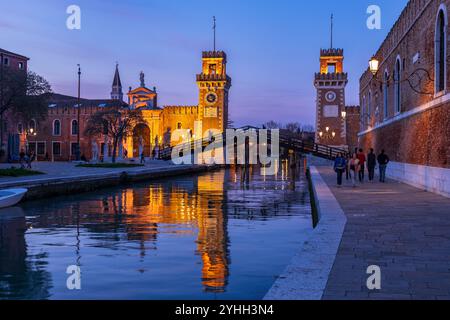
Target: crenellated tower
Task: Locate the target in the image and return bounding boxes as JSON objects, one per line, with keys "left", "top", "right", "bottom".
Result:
{"left": 196, "top": 51, "right": 231, "bottom": 133}
{"left": 314, "top": 48, "right": 348, "bottom": 147}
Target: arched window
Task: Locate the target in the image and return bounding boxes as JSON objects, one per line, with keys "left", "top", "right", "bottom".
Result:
{"left": 394, "top": 57, "right": 402, "bottom": 114}
{"left": 53, "top": 119, "right": 61, "bottom": 136}
{"left": 383, "top": 70, "right": 389, "bottom": 119}
{"left": 435, "top": 6, "right": 447, "bottom": 93}
{"left": 71, "top": 120, "right": 78, "bottom": 135}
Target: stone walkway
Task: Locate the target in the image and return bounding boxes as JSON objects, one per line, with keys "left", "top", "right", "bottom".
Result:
{"left": 317, "top": 166, "right": 450, "bottom": 300}
{"left": 0, "top": 160, "right": 176, "bottom": 186}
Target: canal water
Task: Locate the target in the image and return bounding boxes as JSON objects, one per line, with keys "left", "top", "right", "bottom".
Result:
{"left": 0, "top": 164, "right": 313, "bottom": 300}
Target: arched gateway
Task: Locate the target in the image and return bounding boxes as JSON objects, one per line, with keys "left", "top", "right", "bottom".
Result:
{"left": 133, "top": 124, "right": 151, "bottom": 158}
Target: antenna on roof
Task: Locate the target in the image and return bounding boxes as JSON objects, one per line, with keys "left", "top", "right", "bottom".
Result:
{"left": 330, "top": 14, "right": 334, "bottom": 48}
{"left": 213, "top": 16, "right": 217, "bottom": 51}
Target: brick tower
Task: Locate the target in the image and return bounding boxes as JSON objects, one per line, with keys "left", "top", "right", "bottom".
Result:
{"left": 196, "top": 51, "right": 231, "bottom": 133}
{"left": 314, "top": 48, "right": 348, "bottom": 147}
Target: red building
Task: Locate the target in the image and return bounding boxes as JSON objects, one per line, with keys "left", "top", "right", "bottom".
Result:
{"left": 359, "top": 0, "right": 450, "bottom": 197}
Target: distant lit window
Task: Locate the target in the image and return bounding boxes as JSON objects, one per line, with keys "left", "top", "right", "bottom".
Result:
{"left": 209, "top": 64, "right": 217, "bottom": 75}
{"left": 18, "top": 62, "right": 24, "bottom": 70}
{"left": 53, "top": 119, "right": 61, "bottom": 136}
{"left": 435, "top": 7, "right": 447, "bottom": 93}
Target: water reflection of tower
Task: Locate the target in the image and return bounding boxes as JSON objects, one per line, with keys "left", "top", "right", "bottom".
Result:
{"left": 195, "top": 171, "right": 230, "bottom": 293}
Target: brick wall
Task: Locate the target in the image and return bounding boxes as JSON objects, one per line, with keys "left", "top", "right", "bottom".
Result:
{"left": 359, "top": 0, "right": 450, "bottom": 168}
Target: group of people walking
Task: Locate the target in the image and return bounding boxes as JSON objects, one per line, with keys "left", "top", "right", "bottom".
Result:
{"left": 333, "top": 148, "right": 390, "bottom": 187}
{"left": 19, "top": 149, "right": 36, "bottom": 169}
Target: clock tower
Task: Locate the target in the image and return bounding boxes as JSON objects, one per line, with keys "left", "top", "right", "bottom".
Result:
{"left": 197, "top": 51, "right": 231, "bottom": 133}
{"left": 314, "top": 48, "right": 348, "bottom": 147}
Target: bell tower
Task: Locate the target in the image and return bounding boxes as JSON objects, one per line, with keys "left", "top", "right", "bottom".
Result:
{"left": 314, "top": 49, "right": 348, "bottom": 147}
{"left": 196, "top": 51, "right": 231, "bottom": 133}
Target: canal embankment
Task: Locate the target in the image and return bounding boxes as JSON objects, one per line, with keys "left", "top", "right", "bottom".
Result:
{"left": 264, "top": 165, "right": 347, "bottom": 300}
{"left": 0, "top": 161, "right": 219, "bottom": 201}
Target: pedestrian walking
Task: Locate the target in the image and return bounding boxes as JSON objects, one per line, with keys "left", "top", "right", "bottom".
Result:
{"left": 357, "top": 148, "right": 366, "bottom": 183}
{"left": 27, "top": 151, "right": 35, "bottom": 169}
{"left": 348, "top": 153, "right": 360, "bottom": 187}
{"left": 377, "top": 149, "right": 390, "bottom": 183}
{"left": 367, "top": 148, "right": 376, "bottom": 182}
{"left": 140, "top": 152, "right": 145, "bottom": 164}
{"left": 334, "top": 153, "right": 347, "bottom": 187}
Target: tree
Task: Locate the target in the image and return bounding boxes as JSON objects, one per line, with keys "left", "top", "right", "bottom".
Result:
{"left": 301, "top": 124, "right": 315, "bottom": 133}
{"left": 263, "top": 121, "right": 282, "bottom": 130}
{"left": 285, "top": 122, "right": 302, "bottom": 133}
{"left": 0, "top": 68, "right": 52, "bottom": 153}
{"left": 84, "top": 108, "right": 145, "bottom": 163}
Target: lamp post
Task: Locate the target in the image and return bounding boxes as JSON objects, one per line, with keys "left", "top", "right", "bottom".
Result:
{"left": 76, "top": 64, "right": 81, "bottom": 161}
{"left": 319, "top": 126, "right": 336, "bottom": 141}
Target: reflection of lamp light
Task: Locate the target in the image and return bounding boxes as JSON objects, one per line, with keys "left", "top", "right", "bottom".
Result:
{"left": 369, "top": 56, "right": 379, "bottom": 75}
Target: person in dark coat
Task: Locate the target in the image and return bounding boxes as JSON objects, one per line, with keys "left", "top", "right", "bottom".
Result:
{"left": 367, "top": 148, "right": 377, "bottom": 182}
{"left": 377, "top": 149, "right": 390, "bottom": 183}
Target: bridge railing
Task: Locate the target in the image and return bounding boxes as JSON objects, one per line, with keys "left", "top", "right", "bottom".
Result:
{"left": 158, "top": 128, "right": 349, "bottom": 161}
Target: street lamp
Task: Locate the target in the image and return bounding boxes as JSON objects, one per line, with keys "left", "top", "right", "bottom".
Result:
{"left": 319, "top": 127, "right": 336, "bottom": 140}
{"left": 368, "top": 56, "right": 433, "bottom": 95}
{"left": 341, "top": 111, "right": 347, "bottom": 119}
{"left": 369, "top": 56, "right": 380, "bottom": 75}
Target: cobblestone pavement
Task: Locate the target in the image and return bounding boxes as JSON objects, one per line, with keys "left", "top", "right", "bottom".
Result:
{"left": 317, "top": 166, "right": 450, "bottom": 300}
{"left": 0, "top": 160, "right": 177, "bottom": 185}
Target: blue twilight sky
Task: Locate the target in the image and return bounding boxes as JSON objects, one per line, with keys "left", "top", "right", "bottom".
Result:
{"left": 0, "top": 0, "right": 408, "bottom": 127}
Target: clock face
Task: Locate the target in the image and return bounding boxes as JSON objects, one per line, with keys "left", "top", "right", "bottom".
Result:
{"left": 205, "top": 92, "right": 217, "bottom": 105}
{"left": 325, "top": 91, "right": 337, "bottom": 102}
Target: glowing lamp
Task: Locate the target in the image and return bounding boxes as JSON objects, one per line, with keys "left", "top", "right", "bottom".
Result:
{"left": 341, "top": 111, "right": 347, "bottom": 119}
{"left": 369, "top": 56, "right": 379, "bottom": 75}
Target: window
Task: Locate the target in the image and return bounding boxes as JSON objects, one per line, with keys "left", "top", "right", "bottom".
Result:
{"left": 18, "top": 62, "right": 24, "bottom": 70}
{"left": 177, "top": 122, "right": 182, "bottom": 130}
{"left": 28, "top": 142, "right": 37, "bottom": 155}
{"left": 368, "top": 91, "right": 372, "bottom": 126}
{"left": 37, "top": 142, "right": 45, "bottom": 156}
{"left": 53, "top": 119, "right": 61, "bottom": 136}
{"left": 435, "top": 7, "right": 447, "bottom": 93}
{"left": 52, "top": 142, "right": 61, "bottom": 156}
{"left": 71, "top": 142, "right": 79, "bottom": 156}
{"left": 17, "top": 123, "right": 23, "bottom": 134}
{"left": 327, "top": 64, "right": 336, "bottom": 74}
{"left": 209, "top": 64, "right": 217, "bottom": 75}
{"left": 383, "top": 71, "right": 389, "bottom": 119}
{"left": 71, "top": 120, "right": 78, "bottom": 135}
{"left": 3, "top": 57, "right": 9, "bottom": 66}
{"left": 394, "top": 57, "right": 402, "bottom": 114}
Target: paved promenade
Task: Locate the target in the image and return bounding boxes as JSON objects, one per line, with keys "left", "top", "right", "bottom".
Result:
{"left": 317, "top": 167, "right": 450, "bottom": 300}
{"left": 0, "top": 160, "right": 179, "bottom": 186}
{"left": 0, "top": 161, "right": 212, "bottom": 200}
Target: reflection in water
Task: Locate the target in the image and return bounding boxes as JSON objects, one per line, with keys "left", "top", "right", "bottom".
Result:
{"left": 0, "top": 208, "right": 52, "bottom": 300}
{"left": 0, "top": 161, "right": 311, "bottom": 300}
